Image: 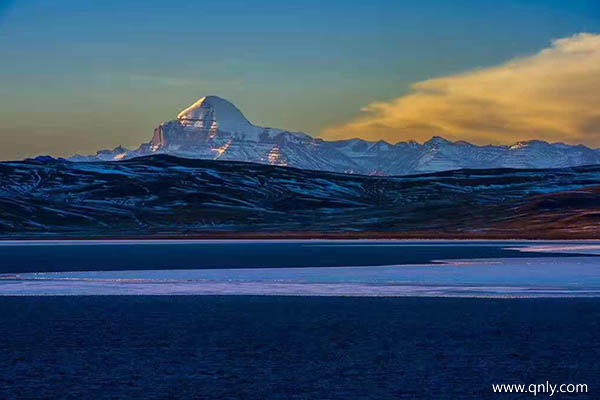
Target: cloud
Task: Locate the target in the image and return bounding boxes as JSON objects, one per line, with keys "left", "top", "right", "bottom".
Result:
{"left": 322, "top": 33, "right": 600, "bottom": 146}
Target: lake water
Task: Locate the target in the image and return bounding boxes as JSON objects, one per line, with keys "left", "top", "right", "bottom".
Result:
{"left": 1, "top": 241, "right": 599, "bottom": 399}
{"left": 1, "top": 240, "right": 600, "bottom": 297}
{"left": 1, "top": 296, "right": 599, "bottom": 399}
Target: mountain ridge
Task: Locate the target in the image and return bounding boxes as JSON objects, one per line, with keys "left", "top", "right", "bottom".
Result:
{"left": 3, "top": 155, "right": 600, "bottom": 238}
{"left": 71, "top": 96, "right": 600, "bottom": 175}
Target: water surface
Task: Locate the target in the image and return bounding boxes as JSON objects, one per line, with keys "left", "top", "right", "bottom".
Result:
{"left": 1, "top": 296, "right": 598, "bottom": 399}
{"left": 2, "top": 240, "right": 600, "bottom": 297}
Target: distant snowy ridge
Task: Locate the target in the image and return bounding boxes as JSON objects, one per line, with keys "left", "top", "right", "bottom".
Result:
{"left": 71, "top": 96, "right": 600, "bottom": 175}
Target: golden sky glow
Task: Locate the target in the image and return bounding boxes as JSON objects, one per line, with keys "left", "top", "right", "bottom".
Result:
{"left": 322, "top": 33, "right": 600, "bottom": 146}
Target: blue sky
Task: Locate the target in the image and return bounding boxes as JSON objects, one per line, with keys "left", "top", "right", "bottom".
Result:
{"left": 0, "top": 0, "right": 599, "bottom": 158}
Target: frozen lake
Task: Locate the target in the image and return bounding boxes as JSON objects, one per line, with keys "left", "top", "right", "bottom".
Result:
{"left": 1, "top": 240, "right": 600, "bottom": 297}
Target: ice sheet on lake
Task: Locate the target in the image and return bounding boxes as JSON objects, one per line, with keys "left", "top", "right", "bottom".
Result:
{"left": 1, "top": 256, "right": 599, "bottom": 298}
{"left": 511, "top": 244, "right": 600, "bottom": 256}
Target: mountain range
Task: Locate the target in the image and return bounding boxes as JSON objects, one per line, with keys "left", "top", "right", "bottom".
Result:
{"left": 2, "top": 155, "right": 600, "bottom": 238}
{"left": 71, "top": 96, "right": 600, "bottom": 175}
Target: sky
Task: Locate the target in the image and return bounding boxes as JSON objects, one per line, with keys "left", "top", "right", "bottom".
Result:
{"left": 0, "top": 0, "right": 599, "bottom": 160}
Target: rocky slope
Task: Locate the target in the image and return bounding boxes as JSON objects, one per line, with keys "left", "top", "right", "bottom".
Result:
{"left": 2, "top": 155, "right": 600, "bottom": 238}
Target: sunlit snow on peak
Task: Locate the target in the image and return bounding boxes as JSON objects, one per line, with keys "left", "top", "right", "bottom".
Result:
{"left": 176, "top": 96, "right": 253, "bottom": 134}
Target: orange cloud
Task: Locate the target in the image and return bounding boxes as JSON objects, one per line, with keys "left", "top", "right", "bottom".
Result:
{"left": 322, "top": 33, "right": 600, "bottom": 146}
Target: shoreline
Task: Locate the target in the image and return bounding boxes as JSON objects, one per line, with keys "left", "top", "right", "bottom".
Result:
{"left": 1, "top": 231, "right": 600, "bottom": 241}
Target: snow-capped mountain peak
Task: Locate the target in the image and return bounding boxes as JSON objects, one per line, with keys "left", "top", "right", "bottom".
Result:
{"left": 176, "top": 96, "right": 254, "bottom": 134}
{"left": 424, "top": 136, "right": 452, "bottom": 147}
{"left": 71, "top": 96, "right": 600, "bottom": 175}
